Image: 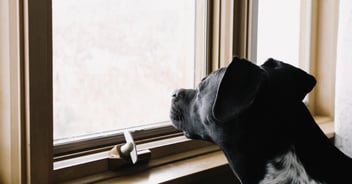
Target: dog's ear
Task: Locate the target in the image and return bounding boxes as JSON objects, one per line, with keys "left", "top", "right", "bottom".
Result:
{"left": 212, "top": 57, "right": 263, "bottom": 123}
{"left": 261, "top": 58, "right": 316, "bottom": 101}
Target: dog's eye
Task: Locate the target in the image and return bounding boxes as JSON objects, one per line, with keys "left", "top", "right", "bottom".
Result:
{"left": 197, "top": 83, "right": 203, "bottom": 92}
{"left": 198, "top": 78, "right": 208, "bottom": 90}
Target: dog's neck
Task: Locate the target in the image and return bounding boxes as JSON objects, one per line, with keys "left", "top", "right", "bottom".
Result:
{"left": 220, "top": 145, "right": 265, "bottom": 184}
{"left": 214, "top": 103, "right": 291, "bottom": 183}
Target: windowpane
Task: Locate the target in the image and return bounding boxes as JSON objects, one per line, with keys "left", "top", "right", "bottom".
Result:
{"left": 256, "top": 0, "right": 301, "bottom": 66}
{"left": 53, "top": 0, "right": 197, "bottom": 141}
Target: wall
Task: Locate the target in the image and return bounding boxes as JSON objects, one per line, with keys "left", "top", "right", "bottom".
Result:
{"left": 335, "top": 0, "right": 352, "bottom": 157}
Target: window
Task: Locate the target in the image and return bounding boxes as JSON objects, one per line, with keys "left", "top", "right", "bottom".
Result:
{"left": 252, "top": 0, "right": 337, "bottom": 119}
{"left": 255, "top": 0, "right": 308, "bottom": 104}
{"left": 256, "top": 0, "right": 301, "bottom": 67}
{"left": 23, "top": 0, "right": 219, "bottom": 182}
{"left": 52, "top": 0, "right": 198, "bottom": 143}
{"left": 20, "top": 0, "right": 337, "bottom": 183}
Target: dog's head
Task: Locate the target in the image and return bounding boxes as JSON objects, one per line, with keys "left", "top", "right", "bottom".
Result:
{"left": 170, "top": 57, "right": 316, "bottom": 144}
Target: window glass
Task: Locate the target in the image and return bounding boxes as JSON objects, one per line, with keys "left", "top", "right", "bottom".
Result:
{"left": 53, "top": 0, "right": 196, "bottom": 141}
{"left": 256, "top": 0, "right": 301, "bottom": 67}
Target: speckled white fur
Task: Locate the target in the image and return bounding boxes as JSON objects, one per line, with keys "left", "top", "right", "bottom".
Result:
{"left": 259, "top": 147, "right": 324, "bottom": 184}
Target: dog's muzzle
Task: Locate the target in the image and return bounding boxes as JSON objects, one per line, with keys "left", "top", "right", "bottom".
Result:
{"left": 170, "top": 89, "right": 184, "bottom": 125}
{"left": 170, "top": 89, "right": 195, "bottom": 128}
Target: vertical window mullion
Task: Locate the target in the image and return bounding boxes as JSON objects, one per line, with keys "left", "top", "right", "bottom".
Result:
{"left": 207, "top": 0, "right": 249, "bottom": 71}
{"left": 25, "top": 0, "right": 53, "bottom": 183}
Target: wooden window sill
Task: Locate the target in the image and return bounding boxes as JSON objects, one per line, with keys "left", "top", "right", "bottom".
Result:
{"left": 60, "top": 121, "right": 334, "bottom": 183}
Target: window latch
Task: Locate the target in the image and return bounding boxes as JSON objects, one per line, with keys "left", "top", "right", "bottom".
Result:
{"left": 109, "top": 130, "right": 138, "bottom": 164}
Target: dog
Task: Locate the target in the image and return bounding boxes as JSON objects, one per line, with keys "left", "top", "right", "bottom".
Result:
{"left": 170, "top": 57, "right": 352, "bottom": 184}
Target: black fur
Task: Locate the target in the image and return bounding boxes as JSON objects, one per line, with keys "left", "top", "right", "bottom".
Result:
{"left": 170, "top": 57, "right": 352, "bottom": 184}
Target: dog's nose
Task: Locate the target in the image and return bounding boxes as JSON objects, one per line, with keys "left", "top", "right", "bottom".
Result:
{"left": 172, "top": 89, "right": 196, "bottom": 101}
{"left": 172, "top": 89, "right": 185, "bottom": 99}
{"left": 172, "top": 91, "right": 177, "bottom": 98}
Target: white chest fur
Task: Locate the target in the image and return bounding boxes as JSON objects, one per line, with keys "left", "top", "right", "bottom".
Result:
{"left": 259, "top": 147, "right": 324, "bottom": 184}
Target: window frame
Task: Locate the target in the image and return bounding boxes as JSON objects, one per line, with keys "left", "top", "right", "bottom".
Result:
{"left": 19, "top": 0, "right": 338, "bottom": 183}
{"left": 0, "top": 0, "right": 26, "bottom": 182}
{"left": 24, "top": 0, "right": 53, "bottom": 182}
{"left": 23, "top": 0, "right": 248, "bottom": 182}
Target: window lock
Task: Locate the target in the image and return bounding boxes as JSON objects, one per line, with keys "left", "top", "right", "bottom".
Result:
{"left": 108, "top": 131, "right": 151, "bottom": 169}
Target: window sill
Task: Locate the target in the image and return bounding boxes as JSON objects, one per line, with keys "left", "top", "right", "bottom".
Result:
{"left": 65, "top": 150, "right": 233, "bottom": 184}
{"left": 54, "top": 136, "right": 218, "bottom": 183}
{"left": 56, "top": 120, "right": 335, "bottom": 183}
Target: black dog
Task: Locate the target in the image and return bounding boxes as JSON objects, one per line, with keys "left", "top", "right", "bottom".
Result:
{"left": 170, "top": 57, "right": 352, "bottom": 184}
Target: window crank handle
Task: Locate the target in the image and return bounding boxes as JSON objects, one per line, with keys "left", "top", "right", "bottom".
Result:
{"left": 118, "top": 131, "right": 138, "bottom": 164}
